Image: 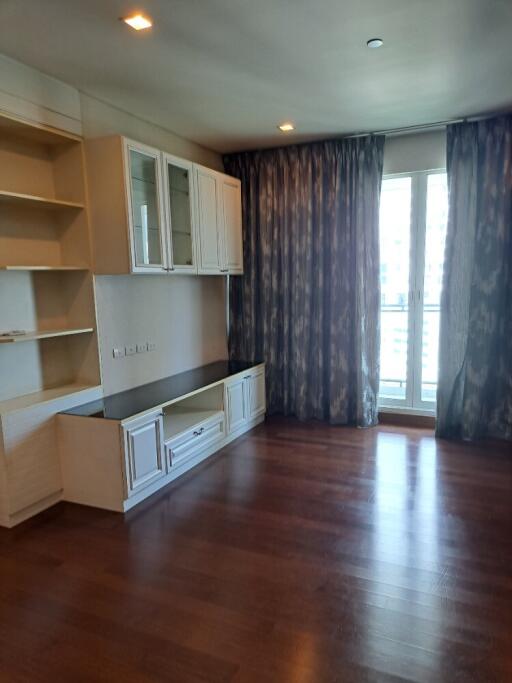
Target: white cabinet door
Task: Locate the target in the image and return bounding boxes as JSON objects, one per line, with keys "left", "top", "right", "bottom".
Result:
{"left": 220, "top": 177, "right": 243, "bottom": 274}
{"left": 124, "top": 140, "right": 168, "bottom": 274}
{"left": 123, "top": 411, "right": 166, "bottom": 496}
{"left": 247, "top": 368, "right": 266, "bottom": 419}
{"left": 162, "top": 154, "right": 198, "bottom": 274}
{"left": 225, "top": 376, "right": 248, "bottom": 434}
{"left": 196, "top": 166, "right": 224, "bottom": 274}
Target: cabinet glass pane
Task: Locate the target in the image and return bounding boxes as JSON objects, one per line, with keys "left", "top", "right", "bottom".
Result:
{"left": 167, "top": 163, "right": 193, "bottom": 266}
{"left": 129, "top": 149, "right": 163, "bottom": 267}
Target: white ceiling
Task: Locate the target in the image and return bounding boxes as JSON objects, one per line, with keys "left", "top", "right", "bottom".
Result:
{"left": 0, "top": 0, "right": 511, "bottom": 153}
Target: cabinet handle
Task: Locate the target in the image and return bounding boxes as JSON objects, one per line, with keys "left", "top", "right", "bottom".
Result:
{"left": 220, "top": 268, "right": 228, "bottom": 273}
{"left": 193, "top": 427, "right": 205, "bottom": 436}
{"left": 243, "top": 375, "right": 251, "bottom": 379}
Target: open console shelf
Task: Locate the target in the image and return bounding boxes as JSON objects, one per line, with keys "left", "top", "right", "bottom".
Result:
{"left": 163, "top": 408, "right": 224, "bottom": 441}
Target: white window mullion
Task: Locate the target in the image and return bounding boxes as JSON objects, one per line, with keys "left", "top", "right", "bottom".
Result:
{"left": 410, "top": 173, "right": 428, "bottom": 410}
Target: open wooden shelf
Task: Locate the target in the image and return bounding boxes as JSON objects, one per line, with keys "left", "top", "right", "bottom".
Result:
{"left": 0, "top": 265, "right": 89, "bottom": 271}
{"left": 0, "top": 190, "right": 84, "bottom": 211}
{"left": 0, "top": 111, "right": 81, "bottom": 146}
{"left": 0, "top": 327, "right": 94, "bottom": 344}
{"left": 0, "top": 383, "right": 101, "bottom": 416}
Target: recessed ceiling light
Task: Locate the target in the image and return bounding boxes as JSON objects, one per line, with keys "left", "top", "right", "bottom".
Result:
{"left": 278, "top": 122, "right": 295, "bottom": 132}
{"left": 367, "top": 38, "right": 383, "bottom": 48}
{"left": 122, "top": 13, "right": 153, "bottom": 30}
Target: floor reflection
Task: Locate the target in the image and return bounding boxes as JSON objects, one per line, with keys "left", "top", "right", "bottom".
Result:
{"left": 367, "top": 430, "right": 441, "bottom": 671}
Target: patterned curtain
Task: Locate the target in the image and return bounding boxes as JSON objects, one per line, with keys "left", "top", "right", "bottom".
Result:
{"left": 223, "top": 136, "right": 385, "bottom": 427}
{"left": 437, "top": 116, "right": 512, "bottom": 440}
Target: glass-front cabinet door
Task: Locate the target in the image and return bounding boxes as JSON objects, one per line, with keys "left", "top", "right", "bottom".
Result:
{"left": 125, "top": 141, "right": 168, "bottom": 273}
{"left": 163, "top": 154, "right": 197, "bottom": 272}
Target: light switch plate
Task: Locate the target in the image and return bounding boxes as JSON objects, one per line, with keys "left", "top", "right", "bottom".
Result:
{"left": 125, "top": 344, "right": 136, "bottom": 356}
{"left": 113, "top": 347, "right": 125, "bottom": 359}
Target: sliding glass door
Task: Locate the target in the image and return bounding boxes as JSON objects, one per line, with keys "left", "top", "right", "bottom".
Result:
{"left": 379, "top": 170, "right": 448, "bottom": 413}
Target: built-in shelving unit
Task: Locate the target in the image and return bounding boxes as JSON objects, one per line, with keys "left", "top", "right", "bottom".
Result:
{"left": 0, "top": 110, "right": 101, "bottom": 406}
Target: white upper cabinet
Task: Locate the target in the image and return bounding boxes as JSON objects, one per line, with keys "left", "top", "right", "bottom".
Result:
{"left": 220, "top": 175, "right": 243, "bottom": 274}
{"left": 196, "top": 165, "right": 224, "bottom": 273}
{"left": 125, "top": 141, "right": 169, "bottom": 273}
{"left": 195, "top": 165, "right": 244, "bottom": 275}
{"left": 162, "top": 154, "right": 198, "bottom": 273}
{"left": 85, "top": 136, "right": 243, "bottom": 276}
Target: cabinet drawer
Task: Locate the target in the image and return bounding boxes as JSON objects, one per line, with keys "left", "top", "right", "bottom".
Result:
{"left": 165, "top": 411, "right": 224, "bottom": 468}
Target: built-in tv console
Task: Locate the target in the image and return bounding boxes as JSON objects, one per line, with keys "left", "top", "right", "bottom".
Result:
{"left": 58, "top": 360, "right": 266, "bottom": 512}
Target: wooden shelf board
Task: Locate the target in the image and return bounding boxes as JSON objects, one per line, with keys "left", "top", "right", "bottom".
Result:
{"left": 0, "top": 327, "right": 94, "bottom": 344}
{"left": 0, "top": 111, "right": 82, "bottom": 146}
{"left": 0, "top": 190, "right": 84, "bottom": 210}
{"left": 0, "top": 384, "right": 101, "bottom": 416}
{"left": 163, "top": 408, "right": 223, "bottom": 441}
{"left": 0, "top": 265, "right": 89, "bottom": 271}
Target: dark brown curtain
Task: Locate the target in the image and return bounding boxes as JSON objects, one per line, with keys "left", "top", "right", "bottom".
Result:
{"left": 224, "top": 136, "right": 385, "bottom": 426}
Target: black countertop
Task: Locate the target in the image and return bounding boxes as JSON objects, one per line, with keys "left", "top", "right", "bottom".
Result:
{"left": 61, "top": 360, "right": 262, "bottom": 421}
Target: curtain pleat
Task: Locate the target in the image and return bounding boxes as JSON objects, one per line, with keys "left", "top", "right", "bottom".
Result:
{"left": 437, "top": 116, "right": 512, "bottom": 440}
{"left": 224, "top": 137, "right": 385, "bottom": 427}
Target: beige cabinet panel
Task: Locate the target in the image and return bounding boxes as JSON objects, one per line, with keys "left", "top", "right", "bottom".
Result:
{"left": 123, "top": 411, "right": 166, "bottom": 495}
{"left": 196, "top": 166, "right": 223, "bottom": 273}
{"left": 248, "top": 369, "right": 266, "bottom": 420}
{"left": 225, "top": 376, "right": 248, "bottom": 434}
{"left": 220, "top": 177, "right": 243, "bottom": 274}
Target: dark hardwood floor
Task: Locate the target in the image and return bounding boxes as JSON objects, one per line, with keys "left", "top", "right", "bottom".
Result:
{"left": 1, "top": 417, "right": 512, "bottom": 682}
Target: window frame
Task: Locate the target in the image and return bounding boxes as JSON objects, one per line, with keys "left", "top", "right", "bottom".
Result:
{"left": 378, "top": 168, "right": 447, "bottom": 416}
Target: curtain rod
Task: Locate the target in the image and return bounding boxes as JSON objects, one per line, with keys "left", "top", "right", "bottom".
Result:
{"left": 346, "top": 111, "right": 509, "bottom": 139}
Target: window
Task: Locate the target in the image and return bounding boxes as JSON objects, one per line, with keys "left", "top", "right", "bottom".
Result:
{"left": 379, "top": 170, "right": 448, "bottom": 412}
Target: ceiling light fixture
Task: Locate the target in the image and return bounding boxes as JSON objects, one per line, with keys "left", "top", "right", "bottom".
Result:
{"left": 122, "top": 13, "right": 153, "bottom": 30}
{"left": 278, "top": 122, "right": 295, "bottom": 132}
{"left": 367, "top": 38, "right": 383, "bottom": 48}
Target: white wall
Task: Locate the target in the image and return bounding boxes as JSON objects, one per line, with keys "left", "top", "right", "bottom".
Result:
{"left": 94, "top": 275, "right": 227, "bottom": 395}
{"left": 383, "top": 129, "right": 446, "bottom": 174}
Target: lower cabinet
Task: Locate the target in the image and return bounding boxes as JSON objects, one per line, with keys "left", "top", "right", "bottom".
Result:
{"left": 122, "top": 410, "right": 166, "bottom": 496}
{"left": 225, "top": 366, "right": 266, "bottom": 434}
{"left": 58, "top": 365, "right": 266, "bottom": 517}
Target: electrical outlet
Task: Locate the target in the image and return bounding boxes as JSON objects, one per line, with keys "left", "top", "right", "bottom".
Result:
{"left": 125, "top": 344, "right": 137, "bottom": 356}
{"left": 147, "top": 342, "right": 156, "bottom": 352}
{"left": 136, "top": 343, "right": 148, "bottom": 354}
{"left": 112, "top": 347, "right": 125, "bottom": 359}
